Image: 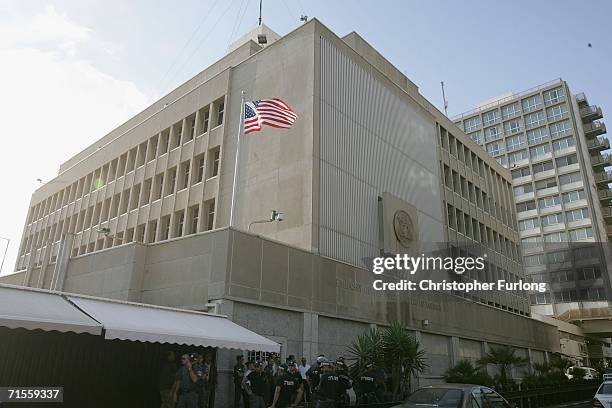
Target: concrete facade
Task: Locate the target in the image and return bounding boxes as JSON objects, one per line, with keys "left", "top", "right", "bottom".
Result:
{"left": 1, "top": 19, "right": 570, "bottom": 405}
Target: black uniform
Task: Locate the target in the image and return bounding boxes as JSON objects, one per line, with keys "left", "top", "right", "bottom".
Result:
{"left": 233, "top": 363, "right": 246, "bottom": 408}
{"left": 306, "top": 364, "right": 322, "bottom": 390}
{"left": 317, "top": 373, "right": 348, "bottom": 406}
{"left": 274, "top": 374, "right": 299, "bottom": 408}
{"left": 357, "top": 369, "right": 379, "bottom": 404}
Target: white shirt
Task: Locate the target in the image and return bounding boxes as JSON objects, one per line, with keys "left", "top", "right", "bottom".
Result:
{"left": 298, "top": 363, "right": 310, "bottom": 379}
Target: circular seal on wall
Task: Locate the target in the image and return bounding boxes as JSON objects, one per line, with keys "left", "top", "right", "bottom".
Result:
{"left": 393, "top": 210, "right": 414, "bottom": 248}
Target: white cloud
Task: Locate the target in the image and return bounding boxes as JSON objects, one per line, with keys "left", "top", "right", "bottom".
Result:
{"left": 0, "top": 6, "right": 149, "bottom": 275}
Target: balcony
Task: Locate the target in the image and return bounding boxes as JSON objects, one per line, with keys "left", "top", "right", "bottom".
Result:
{"left": 594, "top": 170, "right": 612, "bottom": 186}
{"left": 591, "top": 153, "right": 612, "bottom": 170}
{"left": 580, "top": 105, "right": 603, "bottom": 122}
{"left": 600, "top": 188, "right": 612, "bottom": 206}
{"left": 607, "top": 225, "right": 612, "bottom": 239}
{"left": 603, "top": 206, "right": 612, "bottom": 221}
{"left": 587, "top": 137, "right": 610, "bottom": 152}
{"left": 584, "top": 121, "right": 606, "bottom": 137}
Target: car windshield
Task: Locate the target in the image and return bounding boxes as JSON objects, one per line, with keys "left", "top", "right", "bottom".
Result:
{"left": 599, "top": 384, "right": 612, "bottom": 394}
{"left": 405, "top": 388, "right": 463, "bottom": 408}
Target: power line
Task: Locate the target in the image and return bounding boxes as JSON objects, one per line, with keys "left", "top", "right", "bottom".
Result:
{"left": 227, "top": 0, "right": 250, "bottom": 47}
{"left": 156, "top": 0, "right": 222, "bottom": 91}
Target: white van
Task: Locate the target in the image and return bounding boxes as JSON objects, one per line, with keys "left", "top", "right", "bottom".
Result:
{"left": 565, "top": 366, "right": 599, "bottom": 380}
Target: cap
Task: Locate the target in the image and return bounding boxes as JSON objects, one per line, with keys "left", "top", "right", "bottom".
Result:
{"left": 279, "top": 364, "right": 288, "bottom": 371}
{"left": 316, "top": 355, "right": 326, "bottom": 363}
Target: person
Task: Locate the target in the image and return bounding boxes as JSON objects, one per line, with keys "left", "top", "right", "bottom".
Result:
{"left": 159, "top": 351, "right": 177, "bottom": 408}
{"left": 298, "top": 358, "right": 311, "bottom": 401}
{"left": 315, "top": 361, "right": 348, "bottom": 408}
{"left": 242, "top": 361, "right": 255, "bottom": 408}
{"left": 335, "top": 359, "right": 352, "bottom": 408}
{"left": 244, "top": 362, "right": 267, "bottom": 408}
{"left": 356, "top": 363, "right": 380, "bottom": 405}
{"left": 233, "top": 355, "right": 247, "bottom": 408}
{"left": 269, "top": 364, "right": 303, "bottom": 408}
{"left": 172, "top": 353, "right": 202, "bottom": 408}
{"left": 288, "top": 362, "right": 304, "bottom": 405}
{"left": 306, "top": 355, "right": 326, "bottom": 399}
{"left": 199, "top": 354, "right": 212, "bottom": 408}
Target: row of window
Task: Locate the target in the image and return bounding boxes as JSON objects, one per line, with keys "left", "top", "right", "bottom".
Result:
{"left": 519, "top": 208, "right": 590, "bottom": 232}
{"left": 23, "top": 198, "right": 217, "bottom": 267}
{"left": 486, "top": 134, "right": 575, "bottom": 162}
{"left": 520, "top": 226, "right": 593, "bottom": 250}
{"left": 446, "top": 203, "right": 520, "bottom": 262}
{"left": 515, "top": 189, "right": 587, "bottom": 213}
{"left": 21, "top": 148, "right": 221, "bottom": 257}
{"left": 513, "top": 171, "right": 583, "bottom": 198}
{"left": 530, "top": 287, "right": 606, "bottom": 305}
{"left": 439, "top": 126, "right": 515, "bottom": 227}
{"left": 461, "top": 87, "right": 566, "bottom": 132}
{"left": 26, "top": 98, "right": 226, "bottom": 225}
{"left": 510, "top": 153, "right": 579, "bottom": 180}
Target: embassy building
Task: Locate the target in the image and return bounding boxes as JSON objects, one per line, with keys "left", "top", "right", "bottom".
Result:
{"left": 2, "top": 20, "right": 566, "bottom": 403}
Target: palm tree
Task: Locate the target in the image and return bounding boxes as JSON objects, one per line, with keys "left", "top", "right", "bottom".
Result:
{"left": 477, "top": 345, "right": 527, "bottom": 387}
{"left": 347, "top": 327, "right": 383, "bottom": 377}
{"left": 381, "top": 321, "right": 427, "bottom": 398}
{"left": 444, "top": 359, "right": 493, "bottom": 386}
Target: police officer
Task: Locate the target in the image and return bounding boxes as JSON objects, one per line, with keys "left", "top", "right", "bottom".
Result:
{"left": 314, "top": 361, "right": 342, "bottom": 408}
{"left": 233, "top": 355, "right": 247, "bottom": 408}
{"left": 287, "top": 361, "right": 304, "bottom": 405}
{"left": 269, "top": 364, "right": 303, "bottom": 408}
{"left": 306, "top": 355, "right": 326, "bottom": 400}
{"left": 245, "top": 362, "right": 267, "bottom": 408}
{"left": 356, "top": 363, "right": 379, "bottom": 405}
{"left": 334, "top": 359, "right": 352, "bottom": 408}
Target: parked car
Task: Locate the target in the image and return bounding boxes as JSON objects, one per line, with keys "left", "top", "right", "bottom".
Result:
{"left": 392, "top": 384, "right": 511, "bottom": 408}
{"left": 603, "top": 368, "right": 612, "bottom": 382}
{"left": 565, "top": 366, "right": 600, "bottom": 380}
{"left": 594, "top": 381, "right": 612, "bottom": 408}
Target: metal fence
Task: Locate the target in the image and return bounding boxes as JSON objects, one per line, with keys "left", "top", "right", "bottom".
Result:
{"left": 501, "top": 382, "right": 598, "bottom": 407}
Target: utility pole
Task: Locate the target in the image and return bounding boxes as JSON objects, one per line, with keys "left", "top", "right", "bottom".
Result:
{"left": 441, "top": 81, "right": 449, "bottom": 117}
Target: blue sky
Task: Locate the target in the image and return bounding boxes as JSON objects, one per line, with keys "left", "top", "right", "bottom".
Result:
{"left": 0, "top": 0, "right": 611, "bottom": 274}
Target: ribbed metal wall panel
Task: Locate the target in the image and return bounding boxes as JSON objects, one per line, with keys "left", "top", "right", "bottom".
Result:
{"left": 319, "top": 37, "right": 445, "bottom": 267}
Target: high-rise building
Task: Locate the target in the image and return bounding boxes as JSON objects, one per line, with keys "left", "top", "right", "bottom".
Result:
{"left": 2, "top": 20, "right": 563, "bottom": 397}
{"left": 453, "top": 80, "right": 612, "bottom": 327}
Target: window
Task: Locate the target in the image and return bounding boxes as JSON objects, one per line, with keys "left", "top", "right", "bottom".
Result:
{"left": 549, "top": 120, "right": 572, "bottom": 139}
{"left": 569, "top": 227, "right": 593, "bottom": 242}
{"left": 207, "top": 147, "right": 220, "bottom": 178}
{"left": 194, "top": 154, "right": 205, "bottom": 183}
{"left": 524, "top": 111, "right": 545, "bottom": 129}
{"left": 204, "top": 199, "right": 215, "bottom": 231}
{"left": 541, "top": 212, "right": 564, "bottom": 227}
{"left": 173, "top": 210, "right": 185, "bottom": 238}
{"left": 562, "top": 190, "right": 586, "bottom": 203}
{"left": 215, "top": 99, "right": 225, "bottom": 126}
{"left": 552, "top": 137, "right": 575, "bottom": 152}
{"left": 496, "top": 156, "right": 508, "bottom": 167}
{"left": 179, "top": 160, "right": 191, "bottom": 190}
{"left": 187, "top": 114, "right": 196, "bottom": 141}
{"left": 547, "top": 104, "right": 568, "bottom": 122}
{"left": 535, "top": 177, "right": 556, "bottom": 191}
{"left": 543, "top": 87, "right": 565, "bottom": 105}
{"left": 153, "top": 173, "right": 164, "bottom": 201}
{"left": 189, "top": 205, "right": 199, "bottom": 234}
{"left": 136, "top": 224, "right": 145, "bottom": 243}
{"left": 447, "top": 204, "right": 456, "bottom": 230}
{"left": 482, "top": 110, "right": 499, "bottom": 126}
{"left": 141, "top": 178, "right": 152, "bottom": 206}
{"left": 165, "top": 167, "right": 177, "bottom": 196}
{"left": 527, "top": 127, "right": 549, "bottom": 145}
{"left": 544, "top": 231, "right": 566, "bottom": 243}
{"left": 120, "top": 188, "right": 130, "bottom": 214}
{"left": 171, "top": 122, "right": 183, "bottom": 149}
{"left": 508, "top": 150, "right": 528, "bottom": 165}
{"left": 559, "top": 172, "right": 581, "bottom": 185}
{"left": 514, "top": 183, "right": 533, "bottom": 196}
{"left": 522, "top": 236, "right": 542, "bottom": 245}
{"left": 538, "top": 195, "right": 561, "bottom": 209}
{"left": 532, "top": 160, "right": 553, "bottom": 175}
{"left": 147, "top": 220, "right": 157, "bottom": 243}
{"left": 136, "top": 142, "right": 147, "bottom": 167}
{"left": 519, "top": 218, "right": 539, "bottom": 231}
{"left": 485, "top": 126, "right": 501, "bottom": 142}
{"left": 516, "top": 200, "right": 536, "bottom": 212}
{"left": 501, "top": 102, "right": 520, "bottom": 119}
{"left": 503, "top": 119, "right": 522, "bottom": 134}
{"left": 524, "top": 254, "right": 545, "bottom": 266}
{"left": 147, "top": 136, "right": 158, "bottom": 162}
{"left": 530, "top": 143, "right": 551, "bottom": 159}
{"left": 566, "top": 208, "right": 589, "bottom": 222}
{"left": 130, "top": 184, "right": 141, "bottom": 211}
{"left": 469, "top": 131, "right": 483, "bottom": 145}
{"left": 200, "top": 108, "right": 210, "bottom": 133}
{"left": 160, "top": 215, "right": 171, "bottom": 240}
{"left": 555, "top": 154, "right": 578, "bottom": 168}
{"left": 511, "top": 167, "right": 531, "bottom": 179}
{"left": 506, "top": 135, "right": 526, "bottom": 152}
{"left": 464, "top": 116, "right": 481, "bottom": 132}
{"left": 522, "top": 95, "right": 542, "bottom": 113}
{"left": 159, "top": 129, "right": 170, "bottom": 155}
{"left": 486, "top": 141, "right": 504, "bottom": 156}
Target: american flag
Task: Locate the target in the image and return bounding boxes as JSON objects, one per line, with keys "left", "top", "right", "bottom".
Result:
{"left": 244, "top": 98, "right": 297, "bottom": 134}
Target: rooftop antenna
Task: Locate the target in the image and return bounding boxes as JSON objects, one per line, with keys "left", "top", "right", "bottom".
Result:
{"left": 441, "top": 81, "right": 449, "bottom": 117}
{"left": 258, "top": 0, "right": 263, "bottom": 26}
{"left": 300, "top": 15, "right": 308, "bottom": 24}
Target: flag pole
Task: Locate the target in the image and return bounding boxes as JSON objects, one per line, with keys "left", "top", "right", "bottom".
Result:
{"left": 229, "top": 90, "right": 245, "bottom": 228}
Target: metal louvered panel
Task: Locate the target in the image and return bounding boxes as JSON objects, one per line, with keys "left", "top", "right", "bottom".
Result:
{"left": 318, "top": 36, "right": 445, "bottom": 268}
